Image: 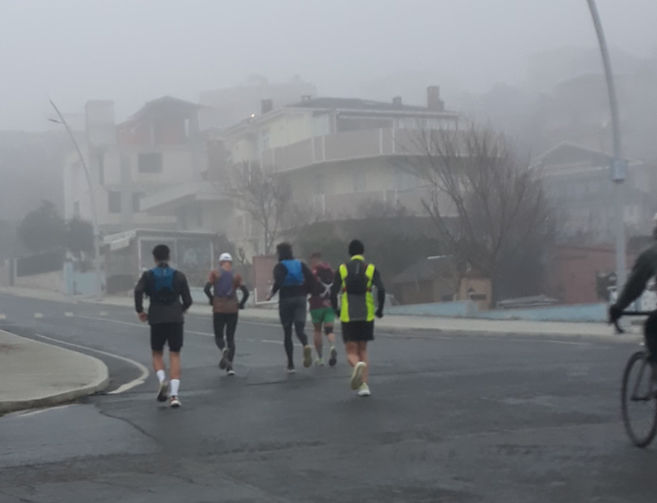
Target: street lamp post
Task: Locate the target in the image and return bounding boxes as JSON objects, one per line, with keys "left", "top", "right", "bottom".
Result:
{"left": 49, "top": 99, "right": 103, "bottom": 299}
{"left": 586, "top": 0, "right": 627, "bottom": 293}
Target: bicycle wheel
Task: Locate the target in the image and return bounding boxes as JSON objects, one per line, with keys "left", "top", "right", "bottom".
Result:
{"left": 621, "top": 350, "right": 657, "bottom": 447}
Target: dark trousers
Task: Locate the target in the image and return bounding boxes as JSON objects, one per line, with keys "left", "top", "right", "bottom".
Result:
{"left": 279, "top": 296, "right": 308, "bottom": 367}
{"left": 645, "top": 311, "right": 657, "bottom": 362}
{"left": 213, "top": 312, "right": 238, "bottom": 362}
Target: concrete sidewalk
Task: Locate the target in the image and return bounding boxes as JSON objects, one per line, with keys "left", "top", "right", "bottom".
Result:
{"left": 0, "top": 286, "right": 640, "bottom": 341}
{"left": 0, "top": 330, "right": 109, "bottom": 414}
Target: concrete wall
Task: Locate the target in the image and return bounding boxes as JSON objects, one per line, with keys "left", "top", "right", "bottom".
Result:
{"left": 389, "top": 300, "right": 608, "bottom": 322}
{"left": 14, "top": 271, "right": 62, "bottom": 292}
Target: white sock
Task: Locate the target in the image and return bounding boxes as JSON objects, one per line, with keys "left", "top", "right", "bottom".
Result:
{"left": 156, "top": 370, "right": 166, "bottom": 383}
{"left": 170, "top": 379, "right": 180, "bottom": 396}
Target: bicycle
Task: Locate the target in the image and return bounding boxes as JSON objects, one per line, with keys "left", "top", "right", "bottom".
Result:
{"left": 615, "top": 311, "right": 657, "bottom": 447}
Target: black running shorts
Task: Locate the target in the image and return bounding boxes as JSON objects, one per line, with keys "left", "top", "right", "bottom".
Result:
{"left": 150, "top": 323, "right": 184, "bottom": 352}
{"left": 341, "top": 321, "right": 374, "bottom": 343}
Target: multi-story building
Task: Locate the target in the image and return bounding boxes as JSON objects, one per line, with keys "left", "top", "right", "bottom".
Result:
{"left": 536, "top": 142, "right": 657, "bottom": 244}
{"left": 63, "top": 96, "right": 207, "bottom": 233}
{"left": 220, "top": 86, "right": 459, "bottom": 222}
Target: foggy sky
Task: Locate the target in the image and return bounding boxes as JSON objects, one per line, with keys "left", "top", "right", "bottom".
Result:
{"left": 2, "top": 0, "right": 656, "bottom": 131}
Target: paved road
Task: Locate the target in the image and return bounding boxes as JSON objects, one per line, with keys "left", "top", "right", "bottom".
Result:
{"left": 0, "top": 292, "right": 655, "bottom": 502}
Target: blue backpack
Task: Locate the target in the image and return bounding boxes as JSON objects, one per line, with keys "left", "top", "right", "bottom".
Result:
{"left": 150, "top": 266, "right": 177, "bottom": 304}
{"left": 281, "top": 259, "right": 304, "bottom": 287}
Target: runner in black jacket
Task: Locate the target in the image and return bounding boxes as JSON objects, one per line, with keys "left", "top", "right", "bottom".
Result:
{"left": 134, "top": 244, "right": 192, "bottom": 408}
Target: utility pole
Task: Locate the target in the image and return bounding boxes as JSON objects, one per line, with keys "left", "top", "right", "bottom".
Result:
{"left": 586, "top": 0, "right": 627, "bottom": 294}
{"left": 49, "top": 99, "right": 103, "bottom": 299}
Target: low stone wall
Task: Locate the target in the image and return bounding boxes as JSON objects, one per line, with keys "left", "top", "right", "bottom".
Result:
{"left": 14, "top": 270, "right": 62, "bottom": 292}
{"left": 389, "top": 301, "right": 607, "bottom": 322}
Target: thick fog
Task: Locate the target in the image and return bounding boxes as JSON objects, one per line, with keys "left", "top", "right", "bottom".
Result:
{"left": 1, "top": 0, "right": 656, "bottom": 131}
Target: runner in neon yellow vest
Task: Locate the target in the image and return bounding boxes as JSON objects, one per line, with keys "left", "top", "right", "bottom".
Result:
{"left": 330, "top": 239, "right": 385, "bottom": 397}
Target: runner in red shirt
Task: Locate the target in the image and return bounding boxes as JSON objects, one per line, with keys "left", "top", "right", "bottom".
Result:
{"left": 309, "top": 252, "right": 338, "bottom": 367}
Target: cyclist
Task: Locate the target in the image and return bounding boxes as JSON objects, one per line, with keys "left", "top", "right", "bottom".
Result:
{"left": 609, "top": 235, "right": 657, "bottom": 376}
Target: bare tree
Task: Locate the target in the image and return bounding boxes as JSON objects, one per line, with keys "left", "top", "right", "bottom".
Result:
{"left": 228, "top": 162, "right": 291, "bottom": 256}
{"left": 406, "top": 125, "right": 556, "bottom": 302}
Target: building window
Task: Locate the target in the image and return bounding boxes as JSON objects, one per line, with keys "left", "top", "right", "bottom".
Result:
{"left": 353, "top": 171, "right": 366, "bottom": 192}
{"left": 108, "top": 191, "right": 121, "bottom": 213}
{"left": 138, "top": 152, "right": 163, "bottom": 173}
{"left": 97, "top": 151, "right": 105, "bottom": 185}
{"left": 132, "top": 193, "right": 143, "bottom": 212}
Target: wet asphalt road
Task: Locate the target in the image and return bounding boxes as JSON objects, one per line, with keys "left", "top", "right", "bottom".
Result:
{"left": 0, "top": 292, "right": 655, "bottom": 503}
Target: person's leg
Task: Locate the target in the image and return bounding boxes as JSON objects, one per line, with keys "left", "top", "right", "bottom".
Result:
{"left": 644, "top": 312, "right": 657, "bottom": 366}
{"left": 357, "top": 341, "right": 369, "bottom": 383}
{"left": 324, "top": 308, "right": 338, "bottom": 366}
{"left": 313, "top": 321, "right": 323, "bottom": 360}
{"left": 280, "top": 300, "right": 295, "bottom": 370}
{"left": 151, "top": 325, "right": 169, "bottom": 401}
{"left": 293, "top": 297, "right": 311, "bottom": 367}
{"left": 167, "top": 324, "right": 183, "bottom": 405}
{"left": 213, "top": 313, "right": 226, "bottom": 351}
{"left": 345, "top": 340, "right": 360, "bottom": 368}
{"left": 225, "top": 313, "right": 238, "bottom": 363}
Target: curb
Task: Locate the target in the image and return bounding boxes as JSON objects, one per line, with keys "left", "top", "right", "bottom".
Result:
{"left": 0, "top": 332, "right": 110, "bottom": 415}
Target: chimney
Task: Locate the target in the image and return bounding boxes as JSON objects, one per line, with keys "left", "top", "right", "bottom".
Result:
{"left": 427, "top": 85, "right": 444, "bottom": 111}
{"left": 261, "top": 99, "right": 273, "bottom": 114}
{"left": 392, "top": 96, "right": 402, "bottom": 106}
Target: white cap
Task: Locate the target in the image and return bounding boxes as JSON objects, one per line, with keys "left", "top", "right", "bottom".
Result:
{"left": 219, "top": 252, "right": 233, "bottom": 263}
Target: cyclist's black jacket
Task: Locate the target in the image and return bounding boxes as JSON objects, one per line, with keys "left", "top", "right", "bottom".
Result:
{"left": 616, "top": 244, "right": 657, "bottom": 311}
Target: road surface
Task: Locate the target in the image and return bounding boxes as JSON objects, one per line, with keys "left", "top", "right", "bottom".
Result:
{"left": 0, "top": 292, "right": 654, "bottom": 502}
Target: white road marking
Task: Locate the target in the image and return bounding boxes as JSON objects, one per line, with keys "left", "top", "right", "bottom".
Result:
{"left": 0, "top": 314, "right": 6, "bottom": 320}
{"left": 98, "top": 311, "right": 109, "bottom": 316}
{"left": 34, "top": 333, "right": 149, "bottom": 394}
{"left": 33, "top": 313, "right": 43, "bottom": 319}
{"left": 64, "top": 312, "right": 74, "bottom": 317}
{"left": 262, "top": 339, "right": 283, "bottom": 345}
{"left": 14, "top": 404, "right": 73, "bottom": 418}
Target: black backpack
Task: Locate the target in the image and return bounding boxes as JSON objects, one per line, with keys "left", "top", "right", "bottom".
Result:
{"left": 344, "top": 260, "right": 370, "bottom": 295}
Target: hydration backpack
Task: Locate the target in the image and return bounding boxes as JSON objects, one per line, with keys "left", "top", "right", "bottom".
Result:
{"left": 281, "top": 259, "right": 304, "bottom": 287}
{"left": 314, "top": 264, "right": 333, "bottom": 299}
{"left": 150, "top": 266, "right": 177, "bottom": 304}
{"left": 344, "top": 260, "right": 370, "bottom": 295}
{"left": 214, "top": 270, "right": 235, "bottom": 298}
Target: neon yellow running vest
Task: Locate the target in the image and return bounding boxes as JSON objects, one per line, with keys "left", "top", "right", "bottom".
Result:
{"left": 338, "top": 255, "right": 375, "bottom": 323}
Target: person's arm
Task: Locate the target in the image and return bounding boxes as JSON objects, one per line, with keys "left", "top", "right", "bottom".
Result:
{"left": 239, "top": 284, "right": 250, "bottom": 309}
{"left": 330, "top": 268, "right": 341, "bottom": 313}
{"left": 301, "top": 262, "right": 316, "bottom": 295}
{"left": 372, "top": 268, "right": 386, "bottom": 318}
{"left": 614, "top": 248, "right": 657, "bottom": 312}
{"left": 204, "top": 271, "right": 215, "bottom": 305}
{"left": 134, "top": 272, "right": 149, "bottom": 321}
{"left": 178, "top": 272, "right": 193, "bottom": 312}
{"left": 269, "top": 263, "right": 285, "bottom": 298}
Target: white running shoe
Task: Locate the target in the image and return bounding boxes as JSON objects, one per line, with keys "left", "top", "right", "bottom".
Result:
{"left": 357, "top": 383, "right": 371, "bottom": 397}
{"left": 169, "top": 396, "right": 181, "bottom": 408}
{"left": 227, "top": 369, "right": 236, "bottom": 376}
{"left": 350, "top": 361, "right": 367, "bottom": 390}
{"left": 156, "top": 380, "right": 169, "bottom": 402}
{"left": 287, "top": 366, "right": 296, "bottom": 374}
{"left": 315, "top": 357, "right": 325, "bottom": 367}
{"left": 303, "top": 345, "right": 313, "bottom": 368}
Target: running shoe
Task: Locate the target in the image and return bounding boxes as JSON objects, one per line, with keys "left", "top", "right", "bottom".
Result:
{"left": 350, "top": 361, "right": 367, "bottom": 390}
{"left": 169, "top": 396, "right": 181, "bottom": 408}
{"left": 227, "top": 366, "right": 236, "bottom": 376}
{"left": 357, "top": 383, "right": 371, "bottom": 397}
{"left": 219, "top": 349, "right": 229, "bottom": 370}
{"left": 315, "top": 357, "right": 325, "bottom": 367}
{"left": 328, "top": 347, "right": 338, "bottom": 367}
{"left": 156, "top": 380, "right": 169, "bottom": 402}
{"left": 303, "top": 345, "right": 313, "bottom": 368}
{"left": 287, "top": 366, "right": 296, "bottom": 374}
